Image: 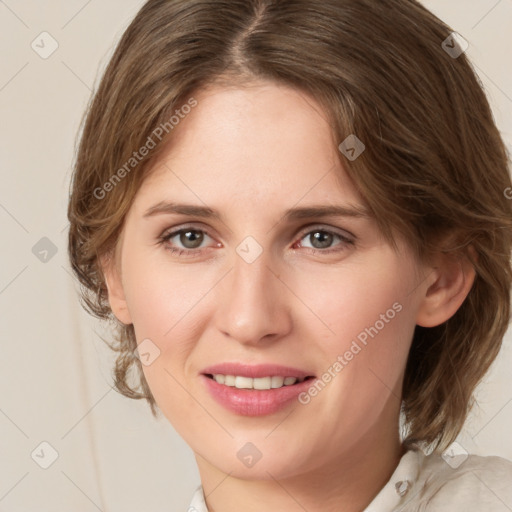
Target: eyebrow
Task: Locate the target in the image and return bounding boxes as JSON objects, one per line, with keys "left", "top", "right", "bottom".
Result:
{"left": 143, "top": 201, "right": 372, "bottom": 221}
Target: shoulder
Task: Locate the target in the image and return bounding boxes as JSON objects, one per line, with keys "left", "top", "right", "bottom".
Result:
{"left": 410, "top": 449, "right": 512, "bottom": 511}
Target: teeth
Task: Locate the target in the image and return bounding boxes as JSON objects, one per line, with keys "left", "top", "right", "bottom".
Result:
{"left": 224, "top": 375, "right": 236, "bottom": 386}
{"left": 271, "top": 376, "right": 284, "bottom": 388}
{"left": 235, "top": 376, "right": 253, "bottom": 389}
{"left": 212, "top": 374, "right": 304, "bottom": 390}
{"left": 254, "top": 377, "right": 272, "bottom": 390}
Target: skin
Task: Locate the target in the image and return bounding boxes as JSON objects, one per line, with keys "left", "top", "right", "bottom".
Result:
{"left": 102, "top": 81, "right": 476, "bottom": 512}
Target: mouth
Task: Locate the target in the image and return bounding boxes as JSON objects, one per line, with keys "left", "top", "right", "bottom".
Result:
{"left": 203, "top": 373, "right": 316, "bottom": 390}
{"left": 200, "top": 370, "right": 318, "bottom": 416}
{"left": 199, "top": 362, "right": 317, "bottom": 415}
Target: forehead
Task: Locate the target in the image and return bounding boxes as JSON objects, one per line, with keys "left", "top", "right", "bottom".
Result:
{"left": 133, "top": 81, "right": 365, "bottom": 212}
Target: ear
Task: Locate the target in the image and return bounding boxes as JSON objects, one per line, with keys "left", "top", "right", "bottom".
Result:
{"left": 416, "top": 247, "right": 477, "bottom": 328}
{"left": 99, "top": 249, "right": 133, "bottom": 325}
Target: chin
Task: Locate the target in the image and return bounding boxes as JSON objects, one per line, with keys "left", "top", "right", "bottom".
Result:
{"left": 197, "top": 435, "right": 312, "bottom": 481}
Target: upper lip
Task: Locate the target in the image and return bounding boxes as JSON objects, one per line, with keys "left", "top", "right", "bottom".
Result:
{"left": 201, "top": 363, "right": 315, "bottom": 379}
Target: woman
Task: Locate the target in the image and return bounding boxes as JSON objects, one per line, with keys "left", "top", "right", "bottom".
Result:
{"left": 67, "top": 0, "right": 512, "bottom": 510}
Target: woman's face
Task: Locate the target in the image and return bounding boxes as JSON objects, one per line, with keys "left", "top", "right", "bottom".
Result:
{"left": 106, "top": 81, "right": 431, "bottom": 479}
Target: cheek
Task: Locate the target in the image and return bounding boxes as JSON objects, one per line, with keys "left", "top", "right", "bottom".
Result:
{"left": 292, "top": 259, "right": 409, "bottom": 341}
{"left": 293, "top": 255, "right": 417, "bottom": 389}
{"left": 122, "top": 252, "right": 216, "bottom": 341}
{"left": 124, "top": 258, "right": 218, "bottom": 427}
{"left": 294, "top": 268, "right": 416, "bottom": 439}
{"left": 121, "top": 255, "right": 220, "bottom": 401}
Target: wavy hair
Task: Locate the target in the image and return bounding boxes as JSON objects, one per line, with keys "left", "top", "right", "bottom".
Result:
{"left": 67, "top": 0, "right": 512, "bottom": 453}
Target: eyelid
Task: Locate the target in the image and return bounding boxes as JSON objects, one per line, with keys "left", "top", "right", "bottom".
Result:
{"left": 160, "top": 223, "right": 216, "bottom": 239}
{"left": 295, "top": 223, "right": 355, "bottom": 242}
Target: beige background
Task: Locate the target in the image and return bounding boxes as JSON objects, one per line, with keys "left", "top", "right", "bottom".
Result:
{"left": 0, "top": 1, "right": 511, "bottom": 511}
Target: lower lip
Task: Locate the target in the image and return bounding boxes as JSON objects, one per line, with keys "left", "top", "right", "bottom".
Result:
{"left": 201, "top": 375, "right": 317, "bottom": 416}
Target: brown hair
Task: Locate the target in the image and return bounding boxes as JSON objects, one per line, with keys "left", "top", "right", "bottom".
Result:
{"left": 67, "top": 0, "right": 512, "bottom": 453}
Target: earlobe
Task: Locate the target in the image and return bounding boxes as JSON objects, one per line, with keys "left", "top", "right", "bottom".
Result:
{"left": 99, "top": 250, "right": 133, "bottom": 325}
{"left": 416, "top": 250, "right": 477, "bottom": 328}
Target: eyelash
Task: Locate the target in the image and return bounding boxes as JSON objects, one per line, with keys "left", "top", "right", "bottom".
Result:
{"left": 158, "top": 224, "right": 355, "bottom": 258}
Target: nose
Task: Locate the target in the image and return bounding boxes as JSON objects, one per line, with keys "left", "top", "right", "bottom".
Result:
{"left": 213, "top": 248, "right": 293, "bottom": 346}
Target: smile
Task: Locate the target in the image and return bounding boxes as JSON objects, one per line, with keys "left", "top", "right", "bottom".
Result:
{"left": 202, "top": 373, "right": 318, "bottom": 416}
{"left": 205, "top": 374, "right": 313, "bottom": 390}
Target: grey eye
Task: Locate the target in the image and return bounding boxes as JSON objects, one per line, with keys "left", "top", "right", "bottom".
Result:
{"left": 178, "top": 230, "right": 205, "bottom": 249}
{"left": 302, "top": 231, "right": 339, "bottom": 249}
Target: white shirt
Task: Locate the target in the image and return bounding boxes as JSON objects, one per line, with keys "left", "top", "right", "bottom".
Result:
{"left": 187, "top": 447, "right": 512, "bottom": 511}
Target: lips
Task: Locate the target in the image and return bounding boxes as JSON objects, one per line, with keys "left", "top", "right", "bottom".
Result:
{"left": 201, "top": 362, "right": 314, "bottom": 379}
{"left": 200, "top": 362, "right": 317, "bottom": 416}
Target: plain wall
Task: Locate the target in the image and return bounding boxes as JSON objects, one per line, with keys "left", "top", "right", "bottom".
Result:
{"left": 0, "top": 1, "right": 511, "bottom": 510}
